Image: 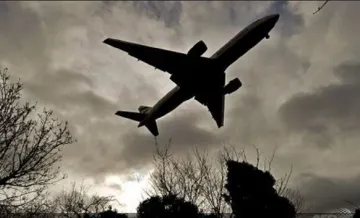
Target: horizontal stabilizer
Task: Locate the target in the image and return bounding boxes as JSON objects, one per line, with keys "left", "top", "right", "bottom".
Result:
{"left": 115, "top": 111, "right": 146, "bottom": 122}
{"left": 115, "top": 110, "right": 159, "bottom": 137}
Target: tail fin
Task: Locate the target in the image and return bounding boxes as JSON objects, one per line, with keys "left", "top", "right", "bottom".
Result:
{"left": 115, "top": 109, "right": 159, "bottom": 136}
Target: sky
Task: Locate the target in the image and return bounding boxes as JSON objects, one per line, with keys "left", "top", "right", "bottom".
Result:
{"left": 1, "top": 0, "right": 360, "bottom": 213}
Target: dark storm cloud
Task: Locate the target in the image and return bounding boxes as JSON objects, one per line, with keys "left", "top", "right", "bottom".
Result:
{"left": 0, "top": 2, "right": 49, "bottom": 70}
{"left": 279, "top": 62, "right": 360, "bottom": 136}
{"left": 299, "top": 173, "right": 360, "bottom": 212}
{"left": 224, "top": 91, "right": 266, "bottom": 145}
{"left": 0, "top": 1, "right": 157, "bottom": 180}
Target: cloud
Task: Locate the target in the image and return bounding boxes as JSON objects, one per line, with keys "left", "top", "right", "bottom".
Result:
{"left": 279, "top": 62, "right": 360, "bottom": 148}
{"left": 131, "top": 1, "right": 183, "bottom": 28}
{"left": 275, "top": 60, "right": 360, "bottom": 210}
{"left": 0, "top": 2, "right": 49, "bottom": 75}
{"left": 107, "top": 183, "right": 123, "bottom": 192}
{"left": 299, "top": 173, "right": 360, "bottom": 212}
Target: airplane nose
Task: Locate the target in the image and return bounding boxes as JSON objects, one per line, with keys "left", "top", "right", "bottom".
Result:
{"left": 272, "top": 14, "right": 280, "bottom": 22}
{"left": 264, "top": 14, "right": 280, "bottom": 31}
{"left": 269, "top": 14, "right": 280, "bottom": 24}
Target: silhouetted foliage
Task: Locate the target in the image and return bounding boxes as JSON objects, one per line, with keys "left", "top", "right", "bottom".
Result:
{"left": 223, "top": 160, "right": 296, "bottom": 218}
{"left": 280, "top": 187, "right": 308, "bottom": 213}
{"left": 199, "top": 213, "right": 220, "bottom": 218}
{"left": 137, "top": 194, "right": 200, "bottom": 218}
{"left": 354, "top": 209, "right": 360, "bottom": 218}
{"left": 147, "top": 140, "right": 304, "bottom": 216}
{"left": 0, "top": 68, "right": 74, "bottom": 210}
{"left": 99, "top": 205, "right": 129, "bottom": 218}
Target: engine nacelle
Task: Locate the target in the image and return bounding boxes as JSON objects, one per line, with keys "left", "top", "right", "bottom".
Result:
{"left": 187, "top": 40, "right": 207, "bottom": 57}
{"left": 138, "top": 106, "right": 151, "bottom": 114}
{"left": 224, "top": 78, "right": 242, "bottom": 95}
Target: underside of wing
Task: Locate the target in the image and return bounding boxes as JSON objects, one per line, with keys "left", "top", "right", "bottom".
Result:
{"left": 207, "top": 93, "right": 225, "bottom": 128}
{"left": 195, "top": 91, "right": 225, "bottom": 128}
{"left": 103, "top": 38, "right": 210, "bottom": 76}
{"left": 194, "top": 72, "right": 226, "bottom": 128}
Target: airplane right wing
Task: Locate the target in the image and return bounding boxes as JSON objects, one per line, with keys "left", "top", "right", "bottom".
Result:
{"left": 103, "top": 38, "right": 212, "bottom": 76}
{"left": 194, "top": 71, "right": 226, "bottom": 128}
{"left": 207, "top": 92, "right": 225, "bottom": 128}
{"left": 195, "top": 91, "right": 225, "bottom": 128}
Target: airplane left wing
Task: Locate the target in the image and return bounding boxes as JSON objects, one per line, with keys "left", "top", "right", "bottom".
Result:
{"left": 103, "top": 38, "right": 210, "bottom": 76}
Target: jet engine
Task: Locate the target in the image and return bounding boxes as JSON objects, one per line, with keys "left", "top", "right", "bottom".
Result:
{"left": 224, "top": 78, "right": 242, "bottom": 95}
{"left": 188, "top": 40, "right": 207, "bottom": 57}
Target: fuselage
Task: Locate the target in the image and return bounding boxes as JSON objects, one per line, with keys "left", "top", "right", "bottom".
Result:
{"left": 139, "top": 14, "right": 279, "bottom": 126}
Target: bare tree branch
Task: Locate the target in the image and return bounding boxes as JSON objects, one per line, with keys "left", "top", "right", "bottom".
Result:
{"left": 54, "top": 181, "right": 114, "bottom": 218}
{"left": 147, "top": 141, "right": 300, "bottom": 217}
{"left": 280, "top": 187, "right": 309, "bottom": 214}
{"left": 0, "top": 68, "right": 75, "bottom": 208}
{"left": 313, "top": 0, "right": 330, "bottom": 15}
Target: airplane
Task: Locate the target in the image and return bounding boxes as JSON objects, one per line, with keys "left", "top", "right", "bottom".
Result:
{"left": 103, "top": 13, "right": 280, "bottom": 137}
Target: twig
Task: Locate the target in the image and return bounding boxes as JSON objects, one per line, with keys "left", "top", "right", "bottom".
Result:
{"left": 313, "top": 0, "right": 330, "bottom": 15}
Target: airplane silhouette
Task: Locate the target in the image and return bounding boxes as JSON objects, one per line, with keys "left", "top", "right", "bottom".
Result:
{"left": 103, "top": 14, "right": 280, "bottom": 136}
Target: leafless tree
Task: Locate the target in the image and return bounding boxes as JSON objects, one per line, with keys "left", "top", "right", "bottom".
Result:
{"left": 54, "top": 181, "right": 115, "bottom": 218}
{"left": 6, "top": 192, "right": 58, "bottom": 218}
{"left": 146, "top": 140, "right": 307, "bottom": 216}
{"left": 0, "top": 68, "right": 74, "bottom": 210}
{"left": 2, "top": 181, "right": 118, "bottom": 218}
{"left": 145, "top": 140, "right": 230, "bottom": 217}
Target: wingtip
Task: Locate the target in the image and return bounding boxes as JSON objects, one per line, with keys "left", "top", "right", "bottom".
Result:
{"left": 151, "top": 130, "right": 159, "bottom": 137}
{"left": 217, "top": 123, "right": 224, "bottom": 128}
{"left": 103, "top": 38, "right": 111, "bottom": 44}
{"left": 115, "top": 111, "right": 123, "bottom": 116}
